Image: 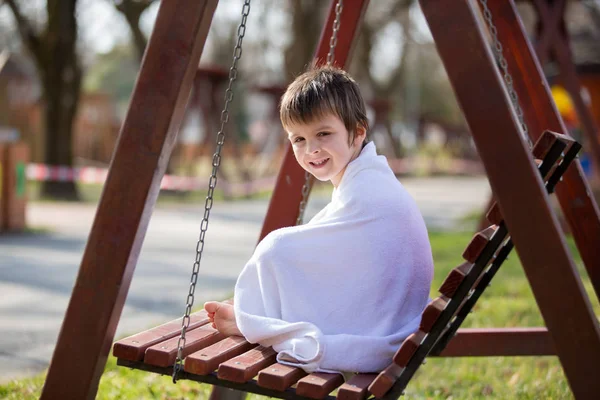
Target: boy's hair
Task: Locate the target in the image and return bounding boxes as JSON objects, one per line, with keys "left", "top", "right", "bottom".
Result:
{"left": 280, "top": 66, "right": 369, "bottom": 145}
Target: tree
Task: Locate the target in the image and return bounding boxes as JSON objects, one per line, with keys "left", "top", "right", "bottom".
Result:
{"left": 109, "top": 0, "right": 157, "bottom": 62}
{"left": 0, "top": 9, "right": 20, "bottom": 50}
{"left": 349, "top": 0, "right": 414, "bottom": 157}
{"left": 84, "top": 43, "right": 138, "bottom": 108}
{"left": 283, "top": 0, "right": 328, "bottom": 79}
{"left": 582, "top": 0, "right": 600, "bottom": 36}
{"left": 4, "top": 0, "right": 81, "bottom": 200}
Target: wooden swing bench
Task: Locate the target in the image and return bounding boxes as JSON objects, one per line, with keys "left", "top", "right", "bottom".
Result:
{"left": 114, "top": 130, "right": 579, "bottom": 399}
{"left": 39, "top": 1, "right": 600, "bottom": 399}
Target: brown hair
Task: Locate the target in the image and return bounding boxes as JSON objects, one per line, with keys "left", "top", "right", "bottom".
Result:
{"left": 280, "top": 65, "right": 369, "bottom": 145}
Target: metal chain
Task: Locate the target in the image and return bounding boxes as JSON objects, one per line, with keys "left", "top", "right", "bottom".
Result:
{"left": 296, "top": 170, "right": 312, "bottom": 225}
{"left": 296, "top": 0, "right": 344, "bottom": 225}
{"left": 172, "top": 0, "right": 251, "bottom": 382}
{"left": 479, "top": 0, "right": 533, "bottom": 148}
{"left": 326, "top": 0, "right": 344, "bottom": 66}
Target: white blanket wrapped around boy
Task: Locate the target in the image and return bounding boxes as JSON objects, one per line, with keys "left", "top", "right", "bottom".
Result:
{"left": 234, "top": 142, "right": 433, "bottom": 373}
{"left": 204, "top": 66, "right": 434, "bottom": 375}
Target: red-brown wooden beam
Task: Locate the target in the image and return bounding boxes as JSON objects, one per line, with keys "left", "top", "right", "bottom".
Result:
{"left": 532, "top": 0, "right": 566, "bottom": 63}
{"left": 258, "top": 0, "right": 370, "bottom": 241}
{"left": 437, "top": 328, "right": 555, "bottom": 357}
{"left": 489, "top": 0, "right": 600, "bottom": 301}
{"left": 419, "top": 1, "right": 600, "bottom": 398}
{"left": 40, "top": 1, "right": 219, "bottom": 399}
{"left": 533, "top": 0, "right": 600, "bottom": 177}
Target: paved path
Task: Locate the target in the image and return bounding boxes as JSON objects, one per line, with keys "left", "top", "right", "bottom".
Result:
{"left": 0, "top": 176, "right": 489, "bottom": 383}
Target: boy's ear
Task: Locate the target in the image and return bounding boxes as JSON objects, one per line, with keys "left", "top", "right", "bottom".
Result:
{"left": 355, "top": 124, "right": 367, "bottom": 143}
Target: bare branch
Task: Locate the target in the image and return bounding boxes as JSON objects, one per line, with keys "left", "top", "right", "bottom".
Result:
{"left": 3, "top": 0, "right": 42, "bottom": 60}
{"left": 358, "top": 23, "right": 378, "bottom": 92}
{"left": 582, "top": 0, "right": 600, "bottom": 39}
{"left": 383, "top": 10, "right": 413, "bottom": 97}
{"left": 368, "top": 0, "right": 413, "bottom": 30}
{"left": 110, "top": 0, "right": 157, "bottom": 61}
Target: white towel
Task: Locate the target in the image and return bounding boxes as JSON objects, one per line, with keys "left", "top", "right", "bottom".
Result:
{"left": 233, "top": 142, "right": 434, "bottom": 373}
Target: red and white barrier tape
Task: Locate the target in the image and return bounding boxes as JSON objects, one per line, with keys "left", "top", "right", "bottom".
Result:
{"left": 26, "top": 158, "right": 482, "bottom": 194}
{"left": 26, "top": 164, "right": 276, "bottom": 196}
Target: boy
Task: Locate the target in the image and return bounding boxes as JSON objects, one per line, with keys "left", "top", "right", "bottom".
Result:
{"left": 205, "top": 66, "right": 433, "bottom": 373}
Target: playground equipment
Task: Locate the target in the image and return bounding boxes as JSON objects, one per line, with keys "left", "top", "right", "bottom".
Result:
{"left": 477, "top": 0, "right": 600, "bottom": 231}
{"left": 113, "top": 130, "right": 582, "bottom": 400}
{"left": 0, "top": 141, "right": 28, "bottom": 232}
{"left": 530, "top": 0, "right": 600, "bottom": 174}
{"left": 40, "top": 0, "right": 600, "bottom": 399}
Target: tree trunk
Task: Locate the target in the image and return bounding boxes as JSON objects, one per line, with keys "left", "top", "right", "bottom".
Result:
{"left": 41, "top": 67, "right": 81, "bottom": 200}
{"left": 114, "top": 0, "right": 153, "bottom": 62}
{"left": 123, "top": 12, "right": 147, "bottom": 62}
{"left": 284, "top": 0, "right": 327, "bottom": 79}
{"left": 39, "top": 0, "right": 81, "bottom": 200}
{"left": 5, "top": 0, "right": 82, "bottom": 199}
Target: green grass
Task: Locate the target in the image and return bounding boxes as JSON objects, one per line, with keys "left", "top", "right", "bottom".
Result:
{"left": 2, "top": 231, "right": 596, "bottom": 399}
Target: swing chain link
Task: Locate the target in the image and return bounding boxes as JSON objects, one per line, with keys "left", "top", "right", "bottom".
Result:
{"left": 296, "top": 0, "right": 344, "bottom": 225}
{"left": 327, "top": 0, "right": 344, "bottom": 66}
{"left": 296, "top": 170, "right": 312, "bottom": 225}
{"left": 173, "top": 0, "right": 251, "bottom": 383}
{"left": 478, "top": 0, "right": 533, "bottom": 148}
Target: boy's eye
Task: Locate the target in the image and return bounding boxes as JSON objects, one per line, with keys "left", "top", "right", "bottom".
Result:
{"left": 293, "top": 137, "right": 305, "bottom": 143}
{"left": 317, "top": 131, "right": 330, "bottom": 137}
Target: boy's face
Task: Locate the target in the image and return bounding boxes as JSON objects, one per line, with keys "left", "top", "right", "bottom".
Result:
{"left": 286, "top": 114, "right": 366, "bottom": 187}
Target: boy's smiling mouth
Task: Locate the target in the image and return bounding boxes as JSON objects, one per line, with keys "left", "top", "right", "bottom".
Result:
{"left": 309, "top": 158, "right": 330, "bottom": 168}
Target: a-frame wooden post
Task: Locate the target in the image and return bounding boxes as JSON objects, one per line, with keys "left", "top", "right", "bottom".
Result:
{"left": 488, "top": 0, "right": 600, "bottom": 309}
{"left": 531, "top": 0, "right": 600, "bottom": 177}
{"left": 258, "top": 0, "right": 370, "bottom": 241}
{"left": 477, "top": 2, "right": 600, "bottom": 293}
{"left": 40, "top": 1, "right": 219, "bottom": 399}
{"left": 420, "top": 0, "right": 600, "bottom": 398}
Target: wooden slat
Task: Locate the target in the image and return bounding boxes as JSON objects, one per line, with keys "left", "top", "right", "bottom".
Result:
{"left": 144, "top": 324, "right": 224, "bottom": 367}
{"left": 112, "top": 310, "right": 211, "bottom": 361}
{"left": 462, "top": 225, "right": 497, "bottom": 263}
{"left": 419, "top": 296, "right": 449, "bottom": 333}
{"left": 531, "top": 130, "right": 572, "bottom": 160}
{"left": 486, "top": 202, "right": 503, "bottom": 226}
{"left": 438, "top": 262, "right": 472, "bottom": 298}
{"left": 420, "top": 2, "right": 600, "bottom": 398}
{"left": 39, "top": 2, "right": 219, "bottom": 398}
{"left": 488, "top": 131, "right": 570, "bottom": 226}
{"left": 367, "top": 363, "right": 402, "bottom": 399}
{"left": 296, "top": 372, "right": 345, "bottom": 400}
{"left": 257, "top": 363, "right": 307, "bottom": 392}
{"left": 184, "top": 336, "right": 255, "bottom": 375}
{"left": 336, "top": 374, "right": 377, "bottom": 400}
{"left": 393, "top": 331, "right": 427, "bottom": 367}
{"left": 217, "top": 346, "right": 277, "bottom": 383}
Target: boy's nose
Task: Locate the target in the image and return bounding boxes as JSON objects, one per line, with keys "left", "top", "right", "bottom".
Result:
{"left": 306, "top": 141, "right": 320, "bottom": 154}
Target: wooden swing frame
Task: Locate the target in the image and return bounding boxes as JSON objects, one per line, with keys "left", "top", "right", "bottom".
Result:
{"left": 40, "top": 1, "right": 600, "bottom": 399}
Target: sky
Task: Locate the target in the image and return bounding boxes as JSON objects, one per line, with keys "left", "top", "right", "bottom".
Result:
{"left": 0, "top": 0, "right": 434, "bottom": 84}
{"left": 0, "top": 0, "right": 157, "bottom": 54}
{"left": 77, "top": 0, "right": 158, "bottom": 54}
{"left": 72, "top": 1, "right": 432, "bottom": 53}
